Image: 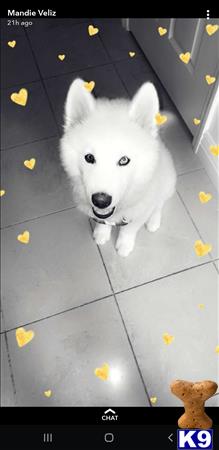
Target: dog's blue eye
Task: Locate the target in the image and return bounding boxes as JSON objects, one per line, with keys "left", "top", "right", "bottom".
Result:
{"left": 118, "top": 156, "right": 130, "bottom": 166}
{"left": 85, "top": 153, "right": 95, "bottom": 164}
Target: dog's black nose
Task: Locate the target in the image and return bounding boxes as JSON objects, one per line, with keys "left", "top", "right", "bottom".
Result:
{"left": 92, "top": 192, "right": 112, "bottom": 209}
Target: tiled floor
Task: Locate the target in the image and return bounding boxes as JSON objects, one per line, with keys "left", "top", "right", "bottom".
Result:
{"left": 1, "top": 18, "right": 218, "bottom": 407}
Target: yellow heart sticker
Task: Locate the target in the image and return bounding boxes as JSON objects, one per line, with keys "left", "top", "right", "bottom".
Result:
{"left": 150, "top": 396, "right": 157, "bottom": 404}
{"left": 215, "top": 345, "right": 219, "bottom": 354}
{"left": 24, "top": 158, "right": 36, "bottom": 170}
{"left": 210, "top": 145, "right": 219, "bottom": 156}
{"left": 88, "top": 25, "right": 99, "bottom": 36}
{"left": 94, "top": 363, "right": 110, "bottom": 381}
{"left": 0, "top": 190, "right": 6, "bottom": 197}
{"left": 163, "top": 333, "right": 174, "bottom": 345}
{"left": 58, "top": 54, "right": 65, "bottom": 61}
{"left": 205, "top": 75, "right": 216, "bottom": 85}
{"left": 84, "top": 81, "right": 95, "bottom": 92}
{"left": 10, "top": 88, "right": 28, "bottom": 106}
{"left": 199, "top": 191, "right": 212, "bottom": 203}
{"left": 17, "top": 230, "right": 30, "bottom": 244}
{"left": 194, "top": 240, "right": 212, "bottom": 257}
{"left": 193, "top": 118, "right": 201, "bottom": 125}
{"left": 206, "top": 24, "right": 219, "bottom": 36}
{"left": 8, "top": 40, "right": 16, "bottom": 48}
{"left": 158, "top": 27, "right": 167, "bottom": 36}
{"left": 198, "top": 303, "right": 205, "bottom": 309}
{"left": 16, "top": 327, "right": 34, "bottom": 347}
{"left": 129, "top": 51, "right": 136, "bottom": 57}
{"left": 155, "top": 113, "right": 167, "bottom": 125}
{"left": 179, "top": 52, "right": 191, "bottom": 64}
{"left": 44, "top": 390, "right": 52, "bottom": 398}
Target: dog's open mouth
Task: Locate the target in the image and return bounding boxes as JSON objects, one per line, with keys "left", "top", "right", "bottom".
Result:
{"left": 92, "top": 206, "right": 115, "bottom": 219}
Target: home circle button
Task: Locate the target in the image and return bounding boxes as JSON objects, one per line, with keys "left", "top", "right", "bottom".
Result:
{"left": 104, "top": 432, "right": 114, "bottom": 443}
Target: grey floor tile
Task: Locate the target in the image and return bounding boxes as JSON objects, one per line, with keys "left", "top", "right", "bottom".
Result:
{"left": 1, "top": 35, "right": 40, "bottom": 88}
{"left": 1, "top": 137, "right": 74, "bottom": 227}
{"left": 27, "top": 21, "right": 109, "bottom": 78}
{"left": 115, "top": 55, "right": 175, "bottom": 110}
{"left": 160, "top": 118, "right": 203, "bottom": 175}
{"left": 91, "top": 18, "right": 140, "bottom": 62}
{"left": 45, "top": 64, "right": 128, "bottom": 131}
{"left": 117, "top": 263, "right": 218, "bottom": 406}
{"left": 1, "top": 18, "right": 26, "bottom": 38}
{"left": 95, "top": 193, "right": 211, "bottom": 293}
{"left": 26, "top": 19, "right": 91, "bottom": 34}
{"left": 67, "top": 18, "right": 91, "bottom": 26}
{"left": 1, "top": 334, "right": 15, "bottom": 406}
{"left": 91, "top": 19, "right": 122, "bottom": 25}
{"left": 1, "top": 208, "right": 111, "bottom": 330}
{"left": 6, "top": 298, "right": 149, "bottom": 406}
{"left": 1, "top": 81, "right": 58, "bottom": 150}
{"left": 177, "top": 170, "right": 219, "bottom": 259}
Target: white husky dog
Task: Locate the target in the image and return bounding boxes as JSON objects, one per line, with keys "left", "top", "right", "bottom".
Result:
{"left": 60, "top": 78, "right": 176, "bottom": 257}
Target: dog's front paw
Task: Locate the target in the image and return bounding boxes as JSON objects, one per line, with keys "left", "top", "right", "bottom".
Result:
{"left": 147, "top": 211, "right": 161, "bottom": 232}
{"left": 116, "top": 236, "right": 135, "bottom": 257}
{"left": 93, "top": 224, "right": 111, "bottom": 246}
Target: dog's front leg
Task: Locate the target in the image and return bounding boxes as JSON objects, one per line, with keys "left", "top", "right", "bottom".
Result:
{"left": 116, "top": 221, "right": 142, "bottom": 257}
{"left": 93, "top": 223, "right": 112, "bottom": 246}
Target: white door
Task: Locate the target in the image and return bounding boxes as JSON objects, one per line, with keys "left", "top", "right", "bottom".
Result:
{"left": 129, "top": 18, "right": 219, "bottom": 143}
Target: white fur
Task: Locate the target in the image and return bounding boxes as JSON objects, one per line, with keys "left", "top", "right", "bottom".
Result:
{"left": 60, "top": 78, "right": 176, "bottom": 257}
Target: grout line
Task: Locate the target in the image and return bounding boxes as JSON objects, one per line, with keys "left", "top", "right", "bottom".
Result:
{"left": 113, "top": 295, "right": 152, "bottom": 407}
{"left": 177, "top": 168, "right": 204, "bottom": 177}
{"left": 1, "top": 50, "right": 145, "bottom": 92}
{"left": 0, "top": 204, "right": 77, "bottom": 230}
{"left": 96, "top": 29, "right": 131, "bottom": 98}
{"left": 3, "top": 332, "right": 17, "bottom": 404}
{"left": 112, "top": 61, "right": 131, "bottom": 98}
{"left": 1, "top": 248, "right": 218, "bottom": 335}
{"left": 24, "top": 29, "right": 62, "bottom": 137}
{"left": 1, "top": 78, "right": 41, "bottom": 92}
{"left": 176, "top": 190, "right": 215, "bottom": 262}
{"left": 2, "top": 78, "right": 41, "bottom": 91}
{"left": 0, "top": 135, "right": 59, "bottom": 152}
{"left": 113, "top": 259, "right": 218, "bottom": 297}
{"left": 42, "top": 59, "right": 134, "bottom": 83}
{"left": 0, "top": 18, "right": 92, "bottom": 51}
{"left": 201, "top": 165, "right": 219, "bottom": 190}
{"left": 213, "top": 260, "right": 219, "bottom": 274}
{"left": 88, "top": 219, "right": 152, "bottom": 407}
{"left": 1, "top": 246, "right": 218, "bottom": 336}
{"left": 88, "top": 219, "right": 114, "bottom": 293}
{"left": 2, "top": 293, "right": 114, "bottom": 334}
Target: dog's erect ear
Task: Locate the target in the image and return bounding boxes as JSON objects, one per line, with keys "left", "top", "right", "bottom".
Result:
{"left": 129, "top": 82, "right": 159, "bottom": 134}
{"left": 64, "top": 78, "right": 95, "bottom": 130}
